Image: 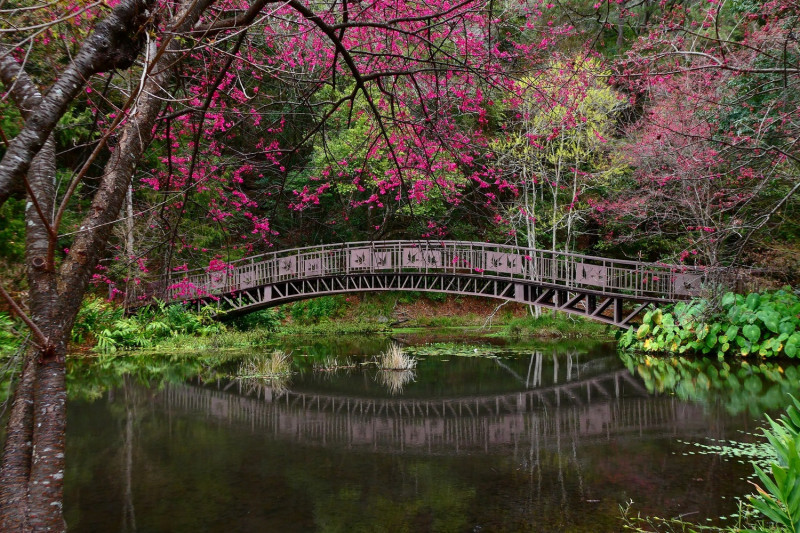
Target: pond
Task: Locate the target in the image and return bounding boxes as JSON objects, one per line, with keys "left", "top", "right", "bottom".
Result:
{"left": 62, "top": 335, "right": 800, "bottom": 532}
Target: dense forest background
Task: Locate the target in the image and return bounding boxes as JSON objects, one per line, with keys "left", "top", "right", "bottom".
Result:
{"left": 1, "top": 0, "right": 798, "bottom": 304}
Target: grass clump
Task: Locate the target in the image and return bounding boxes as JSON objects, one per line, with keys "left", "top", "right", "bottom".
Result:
{"left": 375, "top": 344, "right": 416, "bottom": 394}
{"left": 237, "top": 351, "right": 292, "bottom": 379}
{"left": 376, "top": 343, "right": 417, "bottom": 370}
{"left": 313, "top": 356, "right": 356, "bottom": 372}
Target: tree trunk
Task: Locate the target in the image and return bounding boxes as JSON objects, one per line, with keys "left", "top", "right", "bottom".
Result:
{"left": 0, "top": 354, "right": 35, "bottom": 531}
{"left": 1, "top": 1, "right": 210, "bottom": 526}
{"left": 26, "top": 359, "right": 67, "bottom": 533}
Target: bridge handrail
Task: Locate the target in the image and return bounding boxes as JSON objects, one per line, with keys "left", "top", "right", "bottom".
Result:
{"left": 145, "top": 239, "right": 739, "bottom": 303}
{"left": 174, "top": 240, "right": 708, "bottom": 277}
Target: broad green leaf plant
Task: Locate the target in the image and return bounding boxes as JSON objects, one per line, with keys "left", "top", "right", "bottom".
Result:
{"left": 748, "top": 396, "right": 800, "bottom": 532}
{"left": 620, "top": 288, "right": 800, "bottom": 359}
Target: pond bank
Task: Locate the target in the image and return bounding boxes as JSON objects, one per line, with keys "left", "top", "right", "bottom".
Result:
{"left": 52, "top": 293, "right": 615, "bottom": 355}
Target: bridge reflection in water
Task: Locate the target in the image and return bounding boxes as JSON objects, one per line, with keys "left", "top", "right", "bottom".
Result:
{"left": 160, "top": 362, "right": 710, "bottom": 455}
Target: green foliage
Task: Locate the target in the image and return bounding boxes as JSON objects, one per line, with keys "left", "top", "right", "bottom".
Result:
{"left": 228, "top": 307, "right": 284, "bottom": 332}
{"left": 425, "top": 291, "right": 448, "bottom": 303}
{"left": 289, "top": 296, "right": 346, "bottom": 324}
{"left": 0, "top": 198, "right": 26, "bottom": 262}
{"left": 95, "top": 301, "right": 225, "bottom": 353}
{"left": 748, "top": 396, "right": 800, "bottom": 532}
{"left": 71, "top": 298, "right": 123, "bottom": 345}
{"left": 0, "top": 312, "right": 22, "bottom": 357}
{"left": 619, "top": 288, "right": 800, "bottom": 359}
{"left": 277, "top": 320, "right": 388, "bottom": 336}
{"left": 506, "top": 313, "right": 612, "bottom": 339}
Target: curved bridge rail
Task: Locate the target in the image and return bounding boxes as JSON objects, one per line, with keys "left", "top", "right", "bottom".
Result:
{"left": 142, "top": 240, "right": 726, "bottom": 326}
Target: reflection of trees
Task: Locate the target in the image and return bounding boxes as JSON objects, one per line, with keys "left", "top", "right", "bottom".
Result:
{"left": 620, "top": 352, "right": 800, "bottom": 416}
{"left": 286, "top": 458, "right": 475, "bottom": 533}
{"left": 518, "top": 350, "right": 583, "bottom": 388}
{"left": 66, "top": 352, "right": 236, "bottom": 402}
{"left": 121, "top": 382, "right": 137, "bottom": 533}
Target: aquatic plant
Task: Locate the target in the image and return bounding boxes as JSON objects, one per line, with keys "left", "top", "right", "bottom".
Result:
{"left": 373, "top": 344, "right": 417, "bottom": 394}
{"left": 235, "top": 351, "right": 293, "bottom": 398}
{"left": 312, "top": 356, "right": 356, "bottom": 372}
{"left": 237, "top": 351, "right": 292, "bottom": 379}
{"left": 619, "top": 500, "right": 785, "bottom": 532}
{"left": 377, "top": 343, "right": 417, "bottom": 370}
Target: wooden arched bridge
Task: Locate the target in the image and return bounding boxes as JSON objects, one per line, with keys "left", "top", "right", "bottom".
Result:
{"left": 147, "top": 240, "right": 726, "bottom": 327}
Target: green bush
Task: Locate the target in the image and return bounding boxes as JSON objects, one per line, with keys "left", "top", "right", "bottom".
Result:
{"left": 619, "top": 288, "right": 800, "bottom": 358}
{"left": 95, "top": 301, "right": 225, "bottom": 352}
{"left": 71, "top": 298, "right": 123, "bottom": 345}
{"left": 290, "top": 296, "right": 346, "bottom": 324}
{"left": 229, "top": 307, "right": 284, "bottom": 331}
{"left": 425, "top": 292, "right": 447, "bottom": 303}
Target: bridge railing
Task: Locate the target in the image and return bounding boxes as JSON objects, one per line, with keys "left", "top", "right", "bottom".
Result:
{"left": 144, "top": 240, "right": 723, "bottom": 304}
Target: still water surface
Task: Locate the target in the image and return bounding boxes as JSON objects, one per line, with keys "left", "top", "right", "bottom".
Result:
{"left": 63, "top": 337, "right": 800, "bottom": 532}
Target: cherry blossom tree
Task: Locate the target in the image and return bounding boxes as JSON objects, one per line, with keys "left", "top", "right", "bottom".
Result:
{"left": 0, "top": 0, "right": 573, "bottom": 529}
{"left": 603, "top": 0, "right": 800, "bottom": 266}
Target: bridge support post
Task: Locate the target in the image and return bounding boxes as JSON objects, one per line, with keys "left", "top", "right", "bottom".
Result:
{"left": 587, "top": 294, "right": 596, "bottom": 314}
{"left": 614, "top": 298, "right": 624, "bottom": 325}
{"left": 514, "top": 283, "right": 525, "bottom": 303}
{"left": 556, "top": 289, "right": 567, "bottom": 308}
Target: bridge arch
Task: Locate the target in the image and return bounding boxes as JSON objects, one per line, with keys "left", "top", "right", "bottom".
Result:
{"left": 149, "top": 240, "right": 717, "bottom": 327}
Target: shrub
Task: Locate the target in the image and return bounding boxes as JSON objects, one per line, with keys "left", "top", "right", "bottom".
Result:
{"left": 290, "top": 296, "right": 346, "bottom": 324}
{"left": 619, "top": 288, "right": 800, "bottom": 358}
{"left": 95, "top": 301, "right": 225, "bottom": 352}
{"left": 229, "top": 307, "right": 284, "bottom": 331}
{"left": 71, "top": 298, "right": 123, "bottom": 345}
